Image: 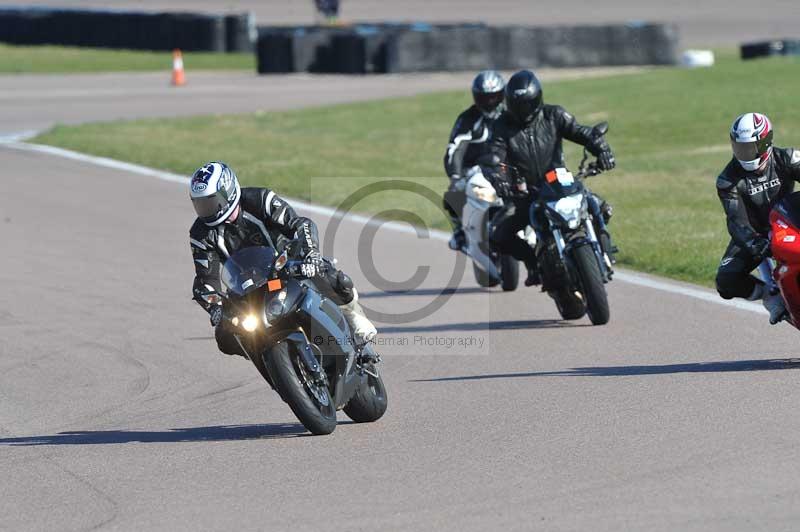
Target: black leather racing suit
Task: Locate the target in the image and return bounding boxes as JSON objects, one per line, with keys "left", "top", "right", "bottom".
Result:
{"left": 443, "top": 104, "right": 497, "bottom": 228}
{"left": 482, "top": 104, "right": 612, "bottom": 270}
{"left": 715, "top": 147, "right": 800, "bottom": 299}
{"left": 190, "top": 187, "right": 354, "bottom": 355}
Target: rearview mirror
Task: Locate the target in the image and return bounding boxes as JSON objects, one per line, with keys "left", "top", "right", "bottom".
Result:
{"left": 593, "top": 121, "right": 609, "bottom": 137}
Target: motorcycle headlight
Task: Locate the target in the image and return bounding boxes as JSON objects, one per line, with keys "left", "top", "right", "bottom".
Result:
{"left": 549, "top": 194, "right": 584, "bottom": 229}
{"left": 471, "top": 186, "right": 497, "bottom": 203}
{"left": 265, "top": 288, "right": 289, "bottom": 324}
{"left": 241, "top": 314, "right": 259, "bottom": 332}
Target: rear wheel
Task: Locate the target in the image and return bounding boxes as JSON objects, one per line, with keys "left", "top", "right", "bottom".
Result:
{"left": 473, "top": 262, "right": 499, "bottom": 288}
{"left": 500, "top": 255, "right": 519, "bottom": 292}
{"left": 573, "top": 243, "right": 610, "bottom": 325}
{"left": 343, "top": 363, "right": 388, "bottom": 423}
{"left": 263, "top": 341, "right": 337, "bottom": 435}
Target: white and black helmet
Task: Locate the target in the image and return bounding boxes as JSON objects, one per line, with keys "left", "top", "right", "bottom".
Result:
{"left": 189, "top": 161, "right": 241, "bottom": 226}
{"left": 472, "top": 70, "right": 505, "bottom": 119}
{"left": 730, "top": 112, "right": 774, "bottom": 173}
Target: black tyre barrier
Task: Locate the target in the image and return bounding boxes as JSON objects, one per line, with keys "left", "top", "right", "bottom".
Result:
{"left": 490, "top": 23, "right": 678, "bottom": 70}
{"left": 254, "top": 21, "right": 679, "bottom": 74}
{"left": 0, "top": 7, "right": 236, "bottom": 52}
{"left": 741, "top": 40, "right": 800, "bottom": 60}
{"left": 257, "top": 31, "right": 293, "bottom": 73}
{"left": 225, "top": 12, "right": 256, "bottom": 53}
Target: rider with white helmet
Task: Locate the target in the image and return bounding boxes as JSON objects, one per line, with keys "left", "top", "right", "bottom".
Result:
{"left": 716, "top": 113, "right": 800, "bottom": 323}
{"left": 188, "top": 162, "right": 377, "bottom": 356}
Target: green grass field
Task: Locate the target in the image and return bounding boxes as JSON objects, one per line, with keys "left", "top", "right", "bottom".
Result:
{"left": 33, "top": 53, "right": 800, "bottom": 286}
{"left": 0, "top": 43, "right": 254, "bottom": 73}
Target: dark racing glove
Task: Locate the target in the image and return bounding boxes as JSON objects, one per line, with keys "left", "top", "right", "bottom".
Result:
{"left": 301, "top": 249, "right": 324, "bottom": 278}
{"left": 751, "top": 238, "right": 772, "bottom": 262}
{"left": 597, "top": 150, "right": 616, "bottom": 171}
{"left": 209, "top": 305, "right": 223, "bottom": 327}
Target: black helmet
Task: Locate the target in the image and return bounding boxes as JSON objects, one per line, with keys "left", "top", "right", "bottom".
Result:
{"left": 505, "top": 70, "right": 543, "bottom": 125}
{"left": 472, "top": 70, "right": 505, "bottom": 119}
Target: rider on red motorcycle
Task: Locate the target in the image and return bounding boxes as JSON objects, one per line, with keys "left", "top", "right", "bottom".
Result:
{"left": 715, "top": 112, "right": 800, "bottom": 323}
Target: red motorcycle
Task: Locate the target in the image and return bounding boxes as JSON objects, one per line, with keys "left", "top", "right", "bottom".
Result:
{"left": 767, "top": 192, "right": 800, "bottom": 328}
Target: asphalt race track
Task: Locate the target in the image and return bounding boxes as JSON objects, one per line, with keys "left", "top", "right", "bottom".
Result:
{"left": 4, "top": 11, "right": 800, "bottom": 530}
{"left": 5, "top": 108, "right": 800, "bottom": 532}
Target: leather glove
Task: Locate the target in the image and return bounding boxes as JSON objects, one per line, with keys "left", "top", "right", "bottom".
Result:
{"left": 301, "top": 249, "right": 324, "bottom": 278}
{"left": 209, "top": 305, "right": 223, "bottom": 327}
{"left": 597, "top": 150, "right": 616, "bottom": 171}
{"left": 752, "top": 238, "right": 772, "bottom": 262}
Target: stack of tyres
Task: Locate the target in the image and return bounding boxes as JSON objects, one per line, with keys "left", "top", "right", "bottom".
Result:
{"left": 300, "top": 27, "right": 345, "bottom": 72}
{"left": 330, "top": 25, "right": 405, "bottom": 74}
{"left": 384, "top": 25, "right": 438, "bottom": 73}
{"left": 225, "top": 12, "right": 256, "bottom": 52}
{"left": 436, "top": 26, "right": 492, "bottom": 71}
{"left": 741, "top": 40, "right": 800, "bottom": 60}
{"left": 257, "top": 30, "right": 293, "bottom": 73}
{"left": 167, "top": 13, "right": 226, "bottom": 52}
{"left": 256, "top": 27, "right": 344, "bottom": 73}
{"left": 0, "top": 7, "right": 229, "bottom": 51}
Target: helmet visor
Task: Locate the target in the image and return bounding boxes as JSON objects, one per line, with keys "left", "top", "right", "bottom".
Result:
{"left": 509, "top": 97, "right": 541, "bottom": 124}
{"left": 731, "top": 138, "right": 770, "bottom": 162}
{"left": 192, "top": 192, "right": 228, "bottom": 222}
{"left": 474, "top": 91, "right": 504, "bottom": 115}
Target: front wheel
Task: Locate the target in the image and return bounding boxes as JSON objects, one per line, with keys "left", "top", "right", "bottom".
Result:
{"left": 500, "top": 255, "right": 519, "bottom": 291}
{"left": 572, "top": 243, "right": 610, "bottom": 325}
{"left": 263, "top": 341, "right": 337, "bottom": 435}
{"left": 343, "top": 363, "right": 388, "bottom": 423}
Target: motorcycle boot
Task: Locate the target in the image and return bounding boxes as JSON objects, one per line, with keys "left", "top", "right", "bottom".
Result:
{"left": 763, "top": 290, "right": 787, "bottom": 325}
{"left": 339, "top": 288, "right": 378, "bottom": 345}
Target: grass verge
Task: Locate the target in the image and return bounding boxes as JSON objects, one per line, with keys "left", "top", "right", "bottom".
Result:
{"left": 32, "top": 53, "right": 800, "bottom": 286}
{"left": 0, "top": 43, "right": 254, "bottom": 73}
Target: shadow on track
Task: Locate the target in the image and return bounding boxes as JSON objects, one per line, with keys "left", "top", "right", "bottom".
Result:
{"left": 381, "top": 319, "right": 589, "bottom": 334}
{"left": 359, "top": 287, "right": 487, "bottom": 299}
{"left": 0, "top": 423, "right": 311, "bottom": 446}
{"left": 413, "top": 358, "right": 800, "bottom": 382}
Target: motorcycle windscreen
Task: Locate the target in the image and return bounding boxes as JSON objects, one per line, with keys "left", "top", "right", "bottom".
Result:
{"left": 220, "top": 246, "right": 278, "bottom": 297}
{"left": 775, "top": 191, "right": 800, "bottom": 231}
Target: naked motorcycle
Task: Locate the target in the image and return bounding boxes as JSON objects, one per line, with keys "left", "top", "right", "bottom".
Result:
{"left": 530, "top": 122, "right": 616, "bottom": 325}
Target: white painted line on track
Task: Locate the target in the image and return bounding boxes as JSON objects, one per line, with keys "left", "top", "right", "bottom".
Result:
{"left": 0, "top": 138, "right": 766, "bottom": 316}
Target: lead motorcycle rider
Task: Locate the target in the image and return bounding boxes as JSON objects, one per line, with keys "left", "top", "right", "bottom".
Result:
{"left": 715, "top": 113, "right": 800, "bottom": 324}
{"left": 482, "top": 69, "right": 616, "bottom": 286}
{"left": 188, "top": 161, "right": 377, "bottom": 356}
{"left": 443, "top": 70, "right": 505, "bottom": 251}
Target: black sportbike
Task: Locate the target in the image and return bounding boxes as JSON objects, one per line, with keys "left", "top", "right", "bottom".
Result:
{"left": 530, "top": 122, "right": 616, "bottom": 325}
{"left": 218, "top": 245, "right": 387, "bottom": 435}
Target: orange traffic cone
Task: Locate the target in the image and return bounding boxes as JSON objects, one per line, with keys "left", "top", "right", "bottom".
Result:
{"left": 171, "top": 49, "right": 185, "bottom": 86}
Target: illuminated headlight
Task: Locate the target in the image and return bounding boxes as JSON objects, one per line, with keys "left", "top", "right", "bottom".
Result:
{"left": 551, "top": 194, "right": 584, "bottom": 229}
{"left": 472, "top": 186, "right": 497, "bottom": 203}
{"left": 241, "top": 314, "right": 259, "bottom": 332}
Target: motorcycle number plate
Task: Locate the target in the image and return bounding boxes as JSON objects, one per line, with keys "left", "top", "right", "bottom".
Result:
{"left": 267, "top": 279, "right": 282, "bottom": 292}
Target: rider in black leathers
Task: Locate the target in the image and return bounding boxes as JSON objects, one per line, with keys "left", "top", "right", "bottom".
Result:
{"left": 715, "top": 112, "right": 800, "bottom": 323}
{"left": 188, "top": 162, "right": 376, "bottom": 356}
{"left": 443, "top": 70, "right": 505, "bottom": 250}
{"left": 482, "top": 70, "right": 616, "bottom": 286}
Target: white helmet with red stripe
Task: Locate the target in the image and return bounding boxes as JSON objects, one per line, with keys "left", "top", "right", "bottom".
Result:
{"left": 730, "top": 112, "right": 774, "bottom": 173}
